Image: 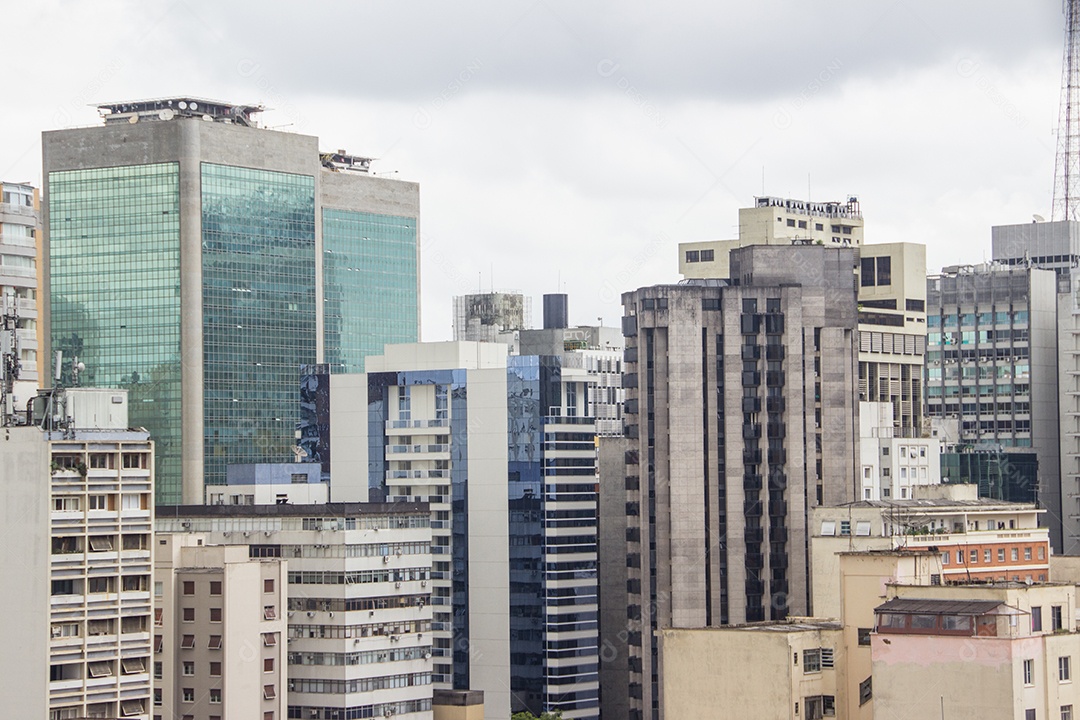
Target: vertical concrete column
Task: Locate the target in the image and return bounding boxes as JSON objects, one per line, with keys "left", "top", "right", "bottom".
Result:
{"left": 179, "top": 120, "right": 205, "bottom": 505}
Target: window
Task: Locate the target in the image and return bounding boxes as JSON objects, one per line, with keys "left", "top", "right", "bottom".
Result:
{"left": 154, "top": 636, "right": 163, "bottom": 653}
{"left": 1025, "top": 547, "right": 1033, "bottom": 560}
{"left": 88, "top": 577, "right": 111, "bottom": 594}
{"left": 182, "top": 688, "right": 195, "bottom": 703}
{"left": 1024, "top": 659, "right": 1034, "bottom": 686}
{"left": 264, "top": 578, "right": 275, "bottom": 594}
{"left": 942, "top": 552, "right": 950, "bottom": 565}
{"left": 182, "top": 607, "right": 195, "bottom": 622}
{"left": 120, "top": 700, "right": 144, "bottom": 717}
{"left": 985, "top": 549, "right": 992, "bottom": 563}
{"left": 53, "top": 497, "right": 80, "bottom": 512}
{"left": 210, "top": 661, "right": 222, "bottom": 676}
{"left": 180, "top": 635, "right": 195, "bottom": 649}
{"left": 803, "top": 649, "right": 821, "bottom": 673}
{"left": 209, "top": 580, "right": 222, "bottom": 595}
{"left": 263, "top": 632, "right": 278, "bottom": 647}
{"left": 855, "top": 521, "right": 871, "bottom": 536}
{"left": 1040, "top": 546, "right": 1047, "bottom": 560}
{"left": 88, "top": 535, "right": 113, "bottom": 552}
{"left": 153, "top": 661, "right": 162, "bottom": 680}
{"left": 1053, "top": 606, "right": 1064, "bottom": 631}
{"left": 51, "top": 623, "right": 79, "bottom": 638}
{"left": 701, "top": 249, "right": 715, "bottom": 262}
{"left": 209, "top": 689, "right": 222, "bottom": 704}
{"left": 839, "top": 521, "right": 851, "bottom": 536}
{"left": 998, "top": 548, "right": 1006, "bottom": 562}
{"left": 87, "top": 661, "right": 113, "bottom": 678}
{"left": 1012, "top": 548, "right": 1020, "bottom": 562}
{"left": 820, "top": 521, "right": 836, "bottom": 536}
{"left": 121, "top": 493, "right": 143, "bottom": 510}
{"left": 859, "top": 677, "right": 872, "bottom": 706}
{"left": 1061, "top": 656, "right": 1072, "bottom": 682}
{"left": 264, "top": 657, "right": 275, "bottom": 672}
{"left": 1034, "top": 607, "right": 1044, "bottom": 632}
{"left": 208, "top": 635, "right": 222, "bottom": 649}
{"left": 265, "top": 713, "right": 275, "bottom": 720}
{"left": 970, "top": 550, "right": 978, "bottom": 563}
{"left": 264, "top": 685, "right": 277, "bottom": 700}
{"left": 264, "top": 605, "right": 276, "bottom": 620}
{"left": 1064, "top": 705, "right": 1074, "bottom": 720}
{"left": 685, "top": 250, "right": 700, "bottom": 263}
{"left": 182, "top": 581, "right": 195, "bottom": 595}
{"left": 957, "top": 550, "right": 964, "bottom": 564}
{"left": 207, "top": 607, "right": 221, "bottom": 622}
{"left": 182, "top": 661, "right": 194, "bottom": 676}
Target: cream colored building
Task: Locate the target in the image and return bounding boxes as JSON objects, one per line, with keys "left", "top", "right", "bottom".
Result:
{"left": 657, "top": 621, "right": 843, "bottom": 719}
{"left": 811, "top": 483, "right": 1050, "bottom": 618}
{"left": 1, "top": 180, "right": 43, "bottom": 400}
{"left": 154, "top": 534, "right": 287, "bottom": 720}
{"left": 433, "top": 689, "right": 485, "bottom": 720}
{"left": 156, "top": 502, "right": 435, "bottom": 719}
{"left": 0, "top": 388, "right": 154, "bottom": 720}
{"left": 679, "top": 201, "right": 927, "bottom": 436}
{"left": 872, "top": 581, "right": 1080, "bottom": 720}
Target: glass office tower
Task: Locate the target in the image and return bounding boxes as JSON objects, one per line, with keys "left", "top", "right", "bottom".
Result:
{"left": 44, "top": 98, "right": 420, "bottom": 504}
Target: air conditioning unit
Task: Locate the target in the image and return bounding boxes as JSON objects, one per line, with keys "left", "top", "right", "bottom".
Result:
{"left": 420, "top": 581, "right": 426, "bottom": 588}
{"left": 264, "top": 531, "right": 273, "bottom": 537}
{"left": 329, "top": 612, "right": 334, "bottom": 618}
{"left": 424, "top": 651, "right": 432, "bottom": 659}
{"left": 307, "top": 611, "right": 315, "bottom": 618}
{"left": 383, "top": 556, "right": 389, "bottom": 564}
{"left": 243, "top": 532, "right": 251, "bottom": 537}
{"left": 395, "top": 582, "right": 401, "bottom": 589}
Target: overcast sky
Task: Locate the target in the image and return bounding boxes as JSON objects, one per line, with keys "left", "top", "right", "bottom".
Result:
{"left": 2, "top": 1, "right": 1068, "bottom": 339}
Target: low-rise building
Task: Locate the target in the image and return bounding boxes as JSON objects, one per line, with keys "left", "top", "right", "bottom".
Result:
{"left": 657, "top": 621, "right": 842, "bottom": 719}
{"left": 872, "top": 581, "right": 1080, "bottom": 720}
{"left": 154, "top": 534, "right": 287, "bottom": 720}
{"left": 206, "top": 463, "right": 327, "bottom": 506}
{"left": 811, "top": 484, "right": 1050, "bottom": 617}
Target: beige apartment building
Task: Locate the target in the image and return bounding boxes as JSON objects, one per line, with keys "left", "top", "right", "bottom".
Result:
{"left": 0, "top": 388, "right": 154, "bottom": 720}
{"left": 811, "top": 483, "right": 1050, "bottom": 617}
{"left": 872, "top": 581, "right": 1080, "bottom": 720}
{"left": 679, "top": 200, "right": 927, "bottom": 437}
{"left": 154, "top": 534, "right": 287, "bottom": 720}
{"left": 657, "top": 621, "right": 843, "bottom": 720}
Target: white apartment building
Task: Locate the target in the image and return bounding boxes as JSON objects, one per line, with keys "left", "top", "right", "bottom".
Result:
{"left": 0, "top": 388, "right": 154, "bottom": 720}
{"left": 156, "top": 502, "right": 434, "bottom": 720}
{"left": 859, "top": 401, "right": 941, "bottom": 502}
{"left": 154, "top": 534, "right": 287, "bottom": 720}
{"left": 1, "top": 180, "right": 42, "bottom": 400}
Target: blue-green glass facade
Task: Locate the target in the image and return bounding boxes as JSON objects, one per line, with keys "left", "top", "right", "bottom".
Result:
{"left": 201, "top": 163, "right": 316, "bottom": 488}
{"left": 49, "top": 162, "right": 184, "bottom": 502}
{"left": 323, "top": 209, "right": 417, "bottom": 373}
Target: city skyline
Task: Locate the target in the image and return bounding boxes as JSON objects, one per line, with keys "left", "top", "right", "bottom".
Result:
{"left": 0, "top": 2, "right": 1070, "bottom": 341}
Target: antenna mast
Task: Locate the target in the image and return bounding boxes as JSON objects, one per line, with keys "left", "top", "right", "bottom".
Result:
{"left": 0, "top": 294, "right": 21, "bottom": 426}
{"left": 1054, "top": 0, "right": 1080, "bottom": 220}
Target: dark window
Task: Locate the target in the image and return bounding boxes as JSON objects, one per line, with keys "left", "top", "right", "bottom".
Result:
{"left": 1053, "top": 605, "right": 1063, "bottom": 631}
{"left": 857, "top": 628, "right": 872, "bottom": 646}
{"left": 685, "top": 250, "right": 700, "bottom": 263}
{"left": 876, "top": 256, "right": 892, "bottom": 285}
{"left": 906, "top": 299, "right": 925, "bottom": 312}
{"left": 860, "top": 257, "right": 876, "bottom": 287}
{"left": 700, "top": 249, "right": 715, "bottom": 262}
{"left": 1033, "top": 606, "right": 1043, "bottom": 632}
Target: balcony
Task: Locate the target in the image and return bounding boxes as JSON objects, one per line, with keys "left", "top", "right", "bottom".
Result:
{"left": 769, "top": 527, "right": 789, "bottom": 543}
{"left": 745, "top": 553, "right": 764, "bottom": 570}
{"left": 743, "top": 527, "right": 764, "bottom": 543}
{"left": 769, "top": 500, "right": 788, "bottom": 517}
{"left": 743, "top": 474, "right": 762, "bottom": 492}
{"left": 743, "top": 500, "right": 763, "bottom": 517}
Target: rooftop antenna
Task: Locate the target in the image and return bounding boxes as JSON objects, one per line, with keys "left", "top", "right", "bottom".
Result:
{"left": 1054, "top": 0, "right": 1080, "bottom": 220}
{"left": 0, "top": 294, "right": 21, "bottom": 426}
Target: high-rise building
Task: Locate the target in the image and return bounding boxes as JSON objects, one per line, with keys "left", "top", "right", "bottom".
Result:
{"left": 1, "top": 180, "right": 43, "bottom": 403}
{"left": 924, "top": 262, "right": 1060, "bottom": 548}
{"left": 992, "top": 221, "right": 1080, "bottom": 553}
{"left": 299, "top": 340, "right": 603, "bottom": 719}
{"left": 153, "top": 534, "right": 288, "bottom": 720}
{"left": 156, "top": 501, "right": 434, "bottom": 720}
{"left": 858, "top": 401, "right": 941, "bottom": 503}
{"left": 679, "top": 198, "right": 926, "bottom": 437}
{"left": 43, "top": 98, "right": 420, "bottom": 505}
{"left": 451, "top": 291, "right": 529, "bottom": 343}
{"left": 0, "top": 388, "right": 154, "bottom": 720}
{"left": 612, "top": 245, "right": 860, "bottom": 720}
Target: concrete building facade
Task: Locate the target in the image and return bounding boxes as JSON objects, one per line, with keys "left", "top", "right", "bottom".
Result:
{"left": 154, "top": 535, "right": 287, "bottom": 720}
{"left": 43, "top": 97, "right": 420, "bottom": 505}
{"left": 156, "top": 503, "right": 434, "bottom": 720}
{"left": 811, "top": 484, "right": 1050, "bottom": 618}
{"left": 858, "top": 400, "right": 941, "bottom": 503}
{"left": 615, "top": 245, "right": 860, "bottom": 720}
{"left": 1, "top": 180, "right": 42, "bottom": 403}
{"left": 993, "top": 220, "right": 1080, "bottom": 554}
{"left": 297, "top": 340, "right": 603, "bottom": 718}
{"left": 451, "top": 292, "right": 529, "bottom": 344}
{"left": 0, "top": 388, "right": 154, "bottom": 720}
{"left": 925, "top": 263, "right": 1061, "bottom": 548}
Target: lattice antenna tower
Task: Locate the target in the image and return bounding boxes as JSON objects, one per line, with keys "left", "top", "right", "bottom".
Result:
{"left": 1054, "top": 0, "right": 1080, "bottom": 220}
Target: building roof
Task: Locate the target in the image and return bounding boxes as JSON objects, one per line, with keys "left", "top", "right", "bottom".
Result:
{"left": 157, "top": 502, "right": 428, "bottom": 518}
{"left": 874, "top": 598, "right": 1004, "bottom": 616}
{"left": 663, "top": 619, "right": 842, "bottom": 633}
{"left": 830, "top": 498, "right": 1039, "bottom": 512}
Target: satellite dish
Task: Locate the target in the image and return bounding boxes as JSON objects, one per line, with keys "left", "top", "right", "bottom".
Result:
{"left": 159, "top": 109, "right": 175, "bottom": 121}
{"left": 202, "top": 114, "right": 213, "bottom": 122}
{"left": 128, "top": 115, "right": 139, "bottom": 124}
{"left": 1033, "top": 214, "right": 1045, "bottom": 223}
{"left": 190, "top": 102, "right": 198, "bottom": 111}
{"left": 178, "top": 101, "right": 187, "bottom": 110}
